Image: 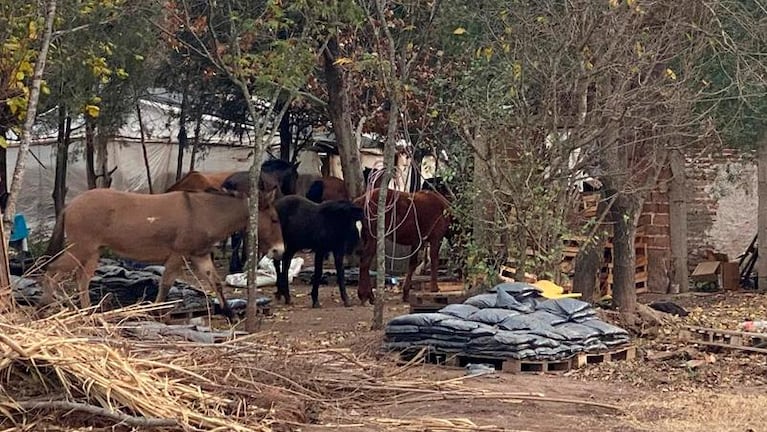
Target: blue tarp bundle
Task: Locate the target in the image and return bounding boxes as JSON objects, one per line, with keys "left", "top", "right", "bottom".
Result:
{"left": 384, "top": 283, "right": 630, "bottom": 361}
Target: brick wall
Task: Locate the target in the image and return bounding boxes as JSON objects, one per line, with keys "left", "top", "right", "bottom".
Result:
{"left": 640, "top": 148, "right": 757, "bottom": 292}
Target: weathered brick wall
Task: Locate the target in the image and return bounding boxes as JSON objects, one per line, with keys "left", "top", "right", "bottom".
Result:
{"left": 640, "top": 148, "right": 756, "bottom": 292}
{"left": 685, "top": 149, "right": 757, "bottom": 269}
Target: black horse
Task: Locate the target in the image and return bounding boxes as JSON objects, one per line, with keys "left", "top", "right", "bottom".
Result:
{"left": 225, "top": 159, "right": 300, "bottom": 273}
{"left": 272, "top": 195, "right": 364, "bottom": 308}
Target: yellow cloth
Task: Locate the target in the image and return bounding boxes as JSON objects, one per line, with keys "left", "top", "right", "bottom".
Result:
{"left": 532, "top": 280, "right": 582, "bottom": 299}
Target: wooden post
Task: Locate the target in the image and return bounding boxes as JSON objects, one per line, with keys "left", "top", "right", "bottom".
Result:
{"left": 669, "top": 148, "right": 689, "bottom": 293}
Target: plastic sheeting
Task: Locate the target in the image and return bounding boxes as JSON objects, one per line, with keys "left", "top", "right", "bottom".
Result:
{"left": 384, "top": 283, "right": 631, "bottom": 361}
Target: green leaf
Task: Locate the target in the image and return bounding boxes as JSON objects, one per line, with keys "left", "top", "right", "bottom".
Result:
{"left": 0, "top": 137, "right": 7, "bottom": 149}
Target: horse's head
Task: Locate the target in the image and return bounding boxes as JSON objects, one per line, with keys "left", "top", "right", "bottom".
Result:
{"left": 261, "top": 158, "right": 300, "bottom": 196}
{"left": 257, "top": 187, "right": 285, "bottom": 260}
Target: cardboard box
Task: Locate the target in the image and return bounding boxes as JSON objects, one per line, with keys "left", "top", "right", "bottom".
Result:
{"left": 691, "top": 260, "right": 741, "bottom": 291}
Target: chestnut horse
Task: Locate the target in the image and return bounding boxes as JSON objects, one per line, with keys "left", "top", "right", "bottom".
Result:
{"left": 353, "top": 188, "right": 452, "bottom": 304}
{"left": 299, "top": 175, "right": 349, "bottom": 203}
{"left": 40, "top": 188, "right": 284, "bottom": 318}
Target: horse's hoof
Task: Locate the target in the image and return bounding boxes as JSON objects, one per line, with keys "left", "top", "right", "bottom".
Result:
{"left": 342, "top": 299, "right": 352, "bottom": 308}
{"left": 312, "top": 302, "right": 321, "bottom": 309}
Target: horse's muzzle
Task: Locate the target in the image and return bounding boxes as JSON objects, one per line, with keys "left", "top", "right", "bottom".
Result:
{"left": 269, "top": 243, "right": 285, "bottom": 260}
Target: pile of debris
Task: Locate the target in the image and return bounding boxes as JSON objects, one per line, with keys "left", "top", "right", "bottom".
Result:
{"left": 12, "top": 259, "right": 268, "bottom": 314}
{"left": 384, "top": 282, "right": 631, "bottom": 360}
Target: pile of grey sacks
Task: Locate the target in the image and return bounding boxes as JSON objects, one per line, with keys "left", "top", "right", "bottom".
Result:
{"left": 384, "top": 282, "right": 631, "bottom": 360}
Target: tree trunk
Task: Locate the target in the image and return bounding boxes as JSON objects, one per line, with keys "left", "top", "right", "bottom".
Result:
{"left": 472, "top": 131, "right": 497, "bottom": 281}
{"left": 94, "top": 129, "right": 111, "bottom": 188}
{"left": 279, "top": 108, "right": 292, "bottom": 161}
{"left": 85, "top": 119, "right": 97, "bottom": 189}
{"left": 176, "top": 87, "right": 188, "bottom": 181}
{"left": 137, "top": 103, "right": 154, "bottom": 193}
{"left": 188, "top": 107, "right": 203, "bottom": 173}
{"left": 3, "top": 0, "right": 57, "bottom": 236}
{"left": 323, "top": 37, "right": 364, "bottom": 198}
{"left": 669, "top": 148, "right": 689, "bottom": 293}
{"left": 53, "top": 109, "right": 71, "bottom": 216}
{"left": 757, "top": 132, "right": 767, "bottom": 292}
{"left": 610, "top": 193, "right": 640, "bottom": 322}
{"left": 573, "top": 196, "right": 609, "bottom": 302}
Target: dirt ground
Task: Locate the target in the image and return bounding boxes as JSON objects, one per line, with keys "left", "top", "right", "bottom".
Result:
{"left": 203, "top": 254, "right": 767, "bottom": 432}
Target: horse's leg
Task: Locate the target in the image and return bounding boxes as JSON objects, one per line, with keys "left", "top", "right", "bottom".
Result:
{"left": 401, "top": 247, "right": 422, "bottom": 303}
{"left": 157, "top": 255, "right": 184, "bottom": 303}
{"left": 358, "top": 239, "right": 376, "bottom": 305}
{"left": 190, "top": 254, "right": 234, "bottom": 319}
{"left": 239, "top": 229, "right": 249, "bottom": 271}
{"left": 428, "top": 237, "right": 441, "bottom": 293}
{"left": 311, "top": 251, "right": 324, "bottom": 308}
{"left": 76, "top": 255, "right": 99, "bottom": 309}
{"left": 273, "top": 257, "right": 283, "bottom": 300}
{"left": 333, "top": 249, "right": 351, "bottom": 307}
{"left": 229, "top": 232, "right": 242, "bottom": 274}
{"left": 278, "top": 251, "right": 294, "bottom": 305}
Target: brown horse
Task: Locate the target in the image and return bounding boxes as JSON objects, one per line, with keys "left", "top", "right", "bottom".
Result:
{"left": 40, "top": 188, "right": 284, "bottom": 318}
{"left": 353, "top": 188, "right": 452, "bottom": 304}
{"left": 166, "top": 171, "right": 236, "bottom": 192}
{"left": 298, "top": 174, "right": 350, "bottom": 203}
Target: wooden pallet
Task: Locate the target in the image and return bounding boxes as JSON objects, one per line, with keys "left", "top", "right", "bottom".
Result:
{"left": 398, "top": 345, "right": 636, "bottom": 374}
{"left": 408, "top": 290, "right": 469, "bottom": 313}
{"left": 681, "top": 326, "right": 767, "bottom": 352}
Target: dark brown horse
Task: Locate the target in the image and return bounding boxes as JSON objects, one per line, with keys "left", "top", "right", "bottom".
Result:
{"left": 353, "top": 188, "right": 452, "bottom": 304}
{"left": 272, "top": 195, "right": 364, "bottom": 308}
{"left": 40, "top": 188, "right": 284, "bottom": 318}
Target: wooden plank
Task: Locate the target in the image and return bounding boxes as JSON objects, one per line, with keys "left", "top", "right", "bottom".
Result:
{"left": 682, "top": 339, "right": 767, "bottom": 354}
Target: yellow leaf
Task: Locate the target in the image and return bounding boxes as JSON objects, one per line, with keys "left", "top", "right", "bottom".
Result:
{"left": 85, "top": 104, "right": 101, "bottom": 118}
{"left": 0, "top": 137, "right": 7, "bottom": 149}
{"left": 333, "top": 57, "right": 353, "bottom": 66}
{"left": 15, "top": 71, "right": 24, "bottom": 81}
{"left": 627, "top": 0, "right": 636, "bottom": 5}
{"left": 41, "top": 83, "right": 50, "bottom": 95}
{"left": 665, "top": 68, "right": 677, "bottom": 80}
{"left": 512, "top": 62, "right": 522, "bottom": 81}
{"left": 609, "top": 0, "right": 619, "bottom": 8}
{"left": 28, "top": 21, "right": 38, "bottom": 40}
{"left": 584, "top": 60, "right": 594, "bottom": 70}
{"left": 453, "top": 27, "right": 467, "bottom": 35}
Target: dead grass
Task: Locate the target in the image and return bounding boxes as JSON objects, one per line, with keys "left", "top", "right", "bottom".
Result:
{"left": 626, "top": 390, "right": 765, "bottom": 432}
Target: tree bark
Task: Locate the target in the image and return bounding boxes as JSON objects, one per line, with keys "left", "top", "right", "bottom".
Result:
{"left": 3, "top": 0, "right": 57, "bottom": 236}
{"left": 610, "top": 192, "right": 640, "bottom": 322}
{"left": 136, "top": 103, "right": 154, "bottom": 193}
{"left": 573, "top": 196, "right": 609, "bottom": 302}
{"left": 278, "top": 107, "right": 291, "bottom": 161}
{"left": 52, "top": 108, "right": 71, "bottom": 216}
{"left": 176, "top": 87, "right": 188, "bottom": 181}
{"left": 188, "top": 106, "right": 203, "bottom": 172}
{"left": 757, "top": 132, "right": 767, "bottom": 292}
{"left": 669, "top": 148, "right": 689, "bottom": 293}
{"left": 85, "top": 119, "right": 97, "bottom": 189}
{"left": 94, "top": 129, "right": 112, "bottom": 188}
{"left": 323, "top": 37, "right": 364, "bottom": 199}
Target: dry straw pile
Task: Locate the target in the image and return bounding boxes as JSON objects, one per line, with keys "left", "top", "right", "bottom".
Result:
{"left": 0, "top": 294, "right": 619, "bottom": 431}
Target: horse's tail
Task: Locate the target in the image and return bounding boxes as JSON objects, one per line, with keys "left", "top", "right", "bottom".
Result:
{"left": 306, "top": 180, "right": 324, "bottom": 203}
{"left": 43, "top": 211, "right": 66, "bottom": 262}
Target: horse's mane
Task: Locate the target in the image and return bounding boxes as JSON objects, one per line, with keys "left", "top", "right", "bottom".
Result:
{"left": 262, "top": 158, "right": 294, "bottom": 172}
{"left": 184, "top": 187, "right": 245, "bottom": 199}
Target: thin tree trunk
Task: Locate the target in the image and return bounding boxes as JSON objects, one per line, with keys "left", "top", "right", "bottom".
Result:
{"left": 244, "top": 89, "right": 292, "bottom": 333}
{"left": 52, "top": 108, "right": 71, "bottom": 216}
{"left": 85, "top": 119, "right": 97, "bottom": 189}
{"left": 573, "top": 195, "right": 609, "bottom": 302}
{"left": 278, "top": 108, "right": 291, "bottom": 161}
{"left": 669, "top": 148, "right": 688, "bottom": 293}
{"left": 610, "top": 193, "right": 640, "bottom": 323}
{"left": 94, "top": 129, "right": 111, "bottom": 188}
{"left": 757, "top": 132, "right": 767, "bottom": 292}
{"left": 188, "top": 107, "right": 203, "bottom": 172}
{"left": 136, "top": 103, "right": 154, "bottom": 193}
{"left": 323, "top": 37, "right": 364, "bottom": 199}
{"left": 176, "top": 87, "right": 188, "bottom": 181}
{"left": 472, "top": 131, "right": 497, "bottom": 281}
{"left": 3, "top": 0, "right": 57, "bottom": 237}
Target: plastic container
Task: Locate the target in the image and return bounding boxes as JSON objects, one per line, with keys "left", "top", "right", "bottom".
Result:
{"left": 739, "top": 321, "right": 767, "bottom": 332}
